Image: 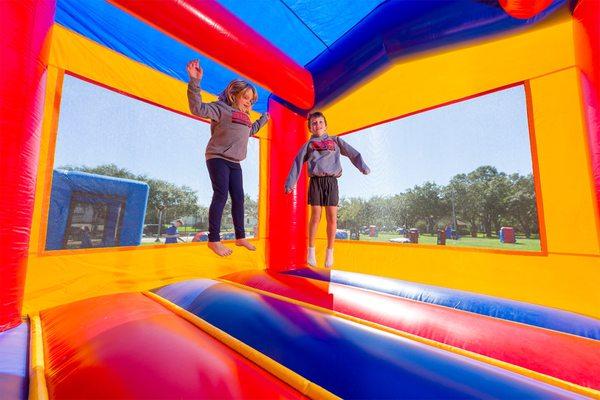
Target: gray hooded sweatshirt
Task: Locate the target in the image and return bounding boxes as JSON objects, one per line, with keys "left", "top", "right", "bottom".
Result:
{"left": 285, "top": 133, "right": 370, "bottom": 191}
{"left": 188, "top": 79, "right": 268, "bottom": 162}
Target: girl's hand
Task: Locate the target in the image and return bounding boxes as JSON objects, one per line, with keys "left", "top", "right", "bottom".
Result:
{"left": 187, "top": 59, "right": 203, "bottom": 80}
{"left": 285, "top": 187, "right": 294, "bottom": 194}
{"left": 264, "top": 112, "right": 270, "bottom": 121}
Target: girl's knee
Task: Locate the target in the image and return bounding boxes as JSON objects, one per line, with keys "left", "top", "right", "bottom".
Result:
{"left": 211, "top": 193, "right": 228, "bottom": 206}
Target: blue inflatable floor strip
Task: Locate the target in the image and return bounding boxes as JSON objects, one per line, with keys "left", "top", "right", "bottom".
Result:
{"left": 0, "top": 322, "right": 29, "bottom": 400}
{"left": 154, "top": 279, "right": 582, "bottom": 399}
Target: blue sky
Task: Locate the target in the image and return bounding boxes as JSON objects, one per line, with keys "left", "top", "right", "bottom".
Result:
{"left": 54, "top": 75, "right": 533, "bottom": 206}
{"left": 338, "top": 84, "right": 533, "bottom": 198}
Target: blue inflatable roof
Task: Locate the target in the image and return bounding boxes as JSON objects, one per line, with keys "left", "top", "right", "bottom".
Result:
{"left": 56, "top": 0, "right": 566, "bottom": 112}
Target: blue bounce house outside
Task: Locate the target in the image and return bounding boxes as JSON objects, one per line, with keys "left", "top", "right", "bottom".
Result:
{"left": 45, "top": 170, "right": 148, "bottom": 250}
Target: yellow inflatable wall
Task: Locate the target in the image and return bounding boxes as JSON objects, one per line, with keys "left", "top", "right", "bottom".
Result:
{"left": 24, "top": 11, "right": 600, "bottom": 320}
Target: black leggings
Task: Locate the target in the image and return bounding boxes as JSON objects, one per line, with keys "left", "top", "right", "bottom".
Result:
{"left": 206, "top": 158, "right": 245, "bottom": 242}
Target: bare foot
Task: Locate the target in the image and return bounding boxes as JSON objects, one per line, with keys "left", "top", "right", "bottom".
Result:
{"left": 235, "top": 238, "right": 256, "bottom": 251}
{"left": 207, "top": 241, "right": 233, "bottom": 256}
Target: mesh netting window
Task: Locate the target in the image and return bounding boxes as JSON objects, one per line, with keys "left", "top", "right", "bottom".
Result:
{"left": 51, "top": 74, "right": 261, "bottom": 248}
{"left": 334, "top": 85, "right": 541, "bottom": 252}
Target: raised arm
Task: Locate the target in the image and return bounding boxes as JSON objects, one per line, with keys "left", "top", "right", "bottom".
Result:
{"left": 284, "top": 142, "right": 310, "bottom": 192}
{"left": 250, "top": 112, "right": 270, "bottom": 136}
{"left": 186, "top": 60, "right": 222, "bottom": 121}
{"left": 336, "top": 136, "right": 370, "bottom": 174}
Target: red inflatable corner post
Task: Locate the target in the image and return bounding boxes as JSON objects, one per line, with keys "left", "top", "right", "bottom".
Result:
{"left": 266, "top": 99, "right": 308, "bottom": 271}
{"left": 0, "top": 1, "right": 55, "bottom": 331}
{"left": 498, "top": 0, "right": 554, "bottom": 19}
{"left": 572, "top": 0, "right": 600, "bottom": 218}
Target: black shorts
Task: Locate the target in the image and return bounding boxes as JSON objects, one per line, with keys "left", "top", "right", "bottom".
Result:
{"left": 308, "top": 176, "right": 339, "bottom": 206}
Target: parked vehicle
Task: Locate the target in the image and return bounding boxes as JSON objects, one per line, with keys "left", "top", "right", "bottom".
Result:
{"left": 335, "top": 229, "right": 350, "bottom": 239}
{"left": 192, "top": 231, "right": 209, "bottom": 242}
{"left": 191, "top": 231, "right": 236, "bottom": 242}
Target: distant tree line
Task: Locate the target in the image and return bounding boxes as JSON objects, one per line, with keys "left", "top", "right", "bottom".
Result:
{"left": 338, "top": 166, "right": 538, "bottom": 238}
{"left": 60, "top": 164, "right": 536, "bottom": 238}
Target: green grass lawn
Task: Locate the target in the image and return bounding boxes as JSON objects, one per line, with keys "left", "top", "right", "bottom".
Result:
{"left": 140, "top": 241, "right": 161, "bottom": 246}
{"left": 355, "top": 232, "right": 541, "bottom": 252}
{"left": 140, "top": 229, "right": 540, "bottom": 252}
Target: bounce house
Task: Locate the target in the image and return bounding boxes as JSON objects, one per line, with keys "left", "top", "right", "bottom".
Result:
{"left": 1, "top": 0, "right": 600, "bottom": 398}
{"left": 45, "top": 169, "right": 149, "bottom": 250}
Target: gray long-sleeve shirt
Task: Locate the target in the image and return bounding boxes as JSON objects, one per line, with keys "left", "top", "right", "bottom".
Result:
{"left": 285, "top": 133, "right": 370, "bottom": 191}
{"left": 188, "top": 79, "right": 268, "bottom": 162}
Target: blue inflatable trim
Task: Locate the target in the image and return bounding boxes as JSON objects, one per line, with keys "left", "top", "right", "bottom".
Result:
{"left": 153, "top": 279, "right": 217, "bottom": 309}
{"left": 285, "top": 268, "right": 600, "bottom": 341}
{"left": 307, "top": 0, "right": 566, "bottom": 108}
{"left": 155, "top": 279, "right": 581, "bottom": 399}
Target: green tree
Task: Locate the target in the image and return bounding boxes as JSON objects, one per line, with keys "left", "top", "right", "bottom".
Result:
{"left": 444, "top": 174, "right": 481, "bottom": 237}
{"left": 368, "top": 196, "right": 390, "bottom": 230}
{"left": 506, "top": 173, "right": 537, "bottom": 238}
{"left": 388, "top": 194, "right": 416, "bottom": 229}
{"left": 60, "top": 163, "right": 137, "bottom": 180}
{"left": 145, "top": 178, "right": 199, "bottom": 226}
{"left": 467, "top": 166, "right": 511, "bottom": 237}
{"left": 190, "top": 205, "right": 209, "bottom": 230}
{"left": 338, "top": 197, "right": 370, "bottom": 235}
{"left": 221, "top": 194, "right": 258, "bottom": 231}
{"left": 405, "top": 182, "right": 447, "bottom": 234}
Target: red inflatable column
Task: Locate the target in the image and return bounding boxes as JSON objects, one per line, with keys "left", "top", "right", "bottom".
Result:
{"left": 573, "top": 0, "right": 600, "bottom": 218}
{"left": 0, "top": 1, "right": 55, "bottom": 331}
{"left": 266, "top": 99, "right": 308, "bottom": 271}
{"left": 498, "top": 0, "right": 553, "bottom": 19}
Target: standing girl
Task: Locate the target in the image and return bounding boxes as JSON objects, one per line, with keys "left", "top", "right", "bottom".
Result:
{"left": 187, "top": 59, "right": 269, "bottom": 256}
{"left": 285, "top": 112, "right": 370, "bottom": 268}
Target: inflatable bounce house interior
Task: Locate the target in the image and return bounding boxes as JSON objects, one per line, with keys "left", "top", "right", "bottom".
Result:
{"left": 1, "top": 0, "right": 599, "bottom": 398}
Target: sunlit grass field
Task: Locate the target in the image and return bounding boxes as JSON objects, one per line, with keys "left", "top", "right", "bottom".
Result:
{"left": 354, "top": 232, "right": 541, "bottom": 252}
